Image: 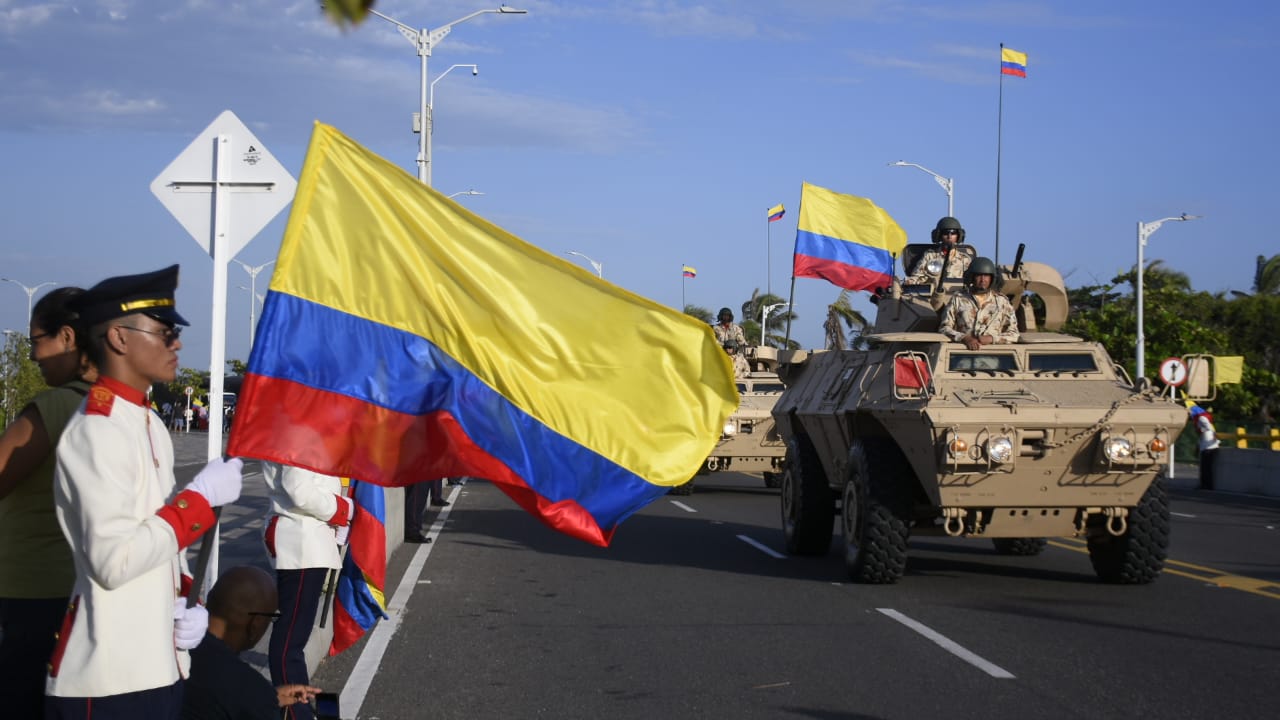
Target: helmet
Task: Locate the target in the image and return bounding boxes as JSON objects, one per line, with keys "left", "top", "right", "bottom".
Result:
{"left": 965, "top": 256, "right": 998, "bottom": 291}
{"left": 717, "top": 307, "right": 734, "bottom": 322}
{"left": 931, "top": 216, "right": 965, "bottom": 244}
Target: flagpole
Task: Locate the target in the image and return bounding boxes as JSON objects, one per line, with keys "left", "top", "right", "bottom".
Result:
{"left": 681, "top": 266, "right": 686, "bottom": 311}
{"left": 783, "top": 276, "right": 797, "bottom": 347}
{"left": 767, "top": 207, "right": 772, "bottom": 296}
{"left": 995, "top": 42, "right": 1006, "bottom": 266}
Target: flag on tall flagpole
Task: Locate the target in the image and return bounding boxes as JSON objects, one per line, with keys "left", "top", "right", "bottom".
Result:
{"left": 1001, "top": 47, "right": 1027, "bottom": 77}
{"left": 767, "top": 204, "right": 785, "bottom": 223}
{"left": 682, "top": 265, "right": 697, "bottom": 278}
{"left": 791, "top": 182, "right": 907, "bottom": 292}
{"left": 227, "top": 122, "right": 737, "bottom": 548}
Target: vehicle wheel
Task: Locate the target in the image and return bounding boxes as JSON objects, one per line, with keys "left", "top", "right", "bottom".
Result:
{"left": 669, "top": 478, "right": 695, "bottom": 496}
{"left": 842, "top": 439, "right": 912, "bottom": 584}
{"left": 762, "top": 471, "right": 782, "bottom": 489}
{"left": 1087, "top": 478, "right": 1170, "bottom": 584}
{"left": 781, "top": 438, "right": 834, "bottom": 555}
{"left": 991, "top": 538, "right": 1048, "bottom": 556}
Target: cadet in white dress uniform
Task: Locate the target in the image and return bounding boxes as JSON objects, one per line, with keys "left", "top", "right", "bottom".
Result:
{"left": 46, "top": 266, "right": 244, "bottom": 720}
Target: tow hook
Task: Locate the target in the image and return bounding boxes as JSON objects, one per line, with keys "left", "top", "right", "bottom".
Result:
{"left": 942, "top": 507, "right": 965, "bottom": 537}
{"left": 1104, "top": 507, "right": 1128, "bottom": 536}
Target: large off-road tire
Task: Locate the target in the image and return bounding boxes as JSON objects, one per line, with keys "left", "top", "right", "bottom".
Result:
{"left": 669, "top": 478, "right": 695, "bottom": 496}
{"left": 762, "top": 471, "right": 782, "bottom": 489}
{"left": 1087, "top": 478, "right": 1171, "bottom": 584}
{"left": 781, "top": 438, "right": 834, "bottom": 555}
{"left": 991, "top": 538, "right": 1048, "bottom": 556}
{"left": 842, "top": 439, "right": 913, "bottom": 584}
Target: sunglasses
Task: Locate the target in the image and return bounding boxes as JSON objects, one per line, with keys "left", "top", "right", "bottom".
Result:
{"left": 116, "top": 325, "right": 183, "bottom": 347}
{"left": 940, "top": 229, "right": 960, "bottom": 236}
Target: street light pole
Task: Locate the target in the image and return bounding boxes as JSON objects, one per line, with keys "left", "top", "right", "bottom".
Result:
{"left": 369, "top": 6, "right": 527, "bottom": 187}
{"left": 429, "top": 64, "right": 479, "bottom": 187}
{"left": 888, "top": 161, "right": 954, "bottom": 217}
{"left": 565, "top": 251, "right": 603, "bottom": 278}
{"left": 448, "top": 189, "right": 485, "bottom": 199}
{"left": 1135, "top": 213, "right": 1201, "bottom": 381}
{"left": 761, "top": 302, "right": 790, "bottom": 346}
{"left": 232, "top": 260, "right": 274, "bottom": 348}
{"left": 1, "top": 278, "right": 57, "bottom": 322}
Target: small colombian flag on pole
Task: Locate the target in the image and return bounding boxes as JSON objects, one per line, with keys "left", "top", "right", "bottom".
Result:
{"left": 767, "top": 204, "right": 785, "bottom": 223}
{"left": 1001, "top": 47, "right": 1027, "bottom": 78}
{"left": 682, "top": 265, "right": 697, "bottom": 278}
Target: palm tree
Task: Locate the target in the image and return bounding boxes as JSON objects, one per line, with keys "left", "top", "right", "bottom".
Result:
{"left": 823, "top": 290, "right": 868, "bottom": 350}
{"left": 740, "top": 288, "right": 796, "bottom": 348}
{"left": 684, "top": 305, "right": 713, "bottom": 324}
{"left": 1254, "top": 254, "right": 1280, "bottom": 295}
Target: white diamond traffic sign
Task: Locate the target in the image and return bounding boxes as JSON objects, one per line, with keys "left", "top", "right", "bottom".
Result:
{"left": 150, "top": 110, "right": 296, "bottom": 259}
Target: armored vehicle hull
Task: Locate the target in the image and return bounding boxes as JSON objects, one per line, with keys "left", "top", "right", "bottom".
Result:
{"left": 772, "top": 249, "right": 1188, "bottom": 584}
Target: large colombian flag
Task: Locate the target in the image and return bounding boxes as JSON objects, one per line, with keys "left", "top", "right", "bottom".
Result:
{"left": 227, "top": 122, "right": 737, "bottom": 547}
{"left": 791, "top": 182, "right": 907, "bottom": 293}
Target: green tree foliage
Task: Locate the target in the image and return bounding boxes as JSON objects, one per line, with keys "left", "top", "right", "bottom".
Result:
{"left": 1251, "top": 253, "right": 1280, "bottom": 295}
{"left": 1, "top": 335, "right": 46, "bottom": 430}
{"left": 683, "top": 305, "right": 713, "bottom": 324}
{"left": 226, "top": 358, "right": 248, "bottom": 376}
{"left": 740, "top": 288, "right": 796, "bottom": 348}
{"left": 823, "top": 290, "right": 868, "bottom": 350}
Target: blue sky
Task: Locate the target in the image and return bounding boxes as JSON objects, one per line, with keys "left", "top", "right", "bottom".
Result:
{"left": 1, "top": 0, "right": 1274, "bottom": 371}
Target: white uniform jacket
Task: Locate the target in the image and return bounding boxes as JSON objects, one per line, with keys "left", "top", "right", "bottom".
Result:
{"left": 262, "top": 463, "right": 348, "bottom": 571}
{"left": 49, "top": 377, "right": 216, "bottom": 698}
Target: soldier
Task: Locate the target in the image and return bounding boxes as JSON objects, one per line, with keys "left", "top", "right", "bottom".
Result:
{"left": 712, "top": 307, "right": 746, "bottom": 348}
{"left": 48, "top": 265, "right": 244, "bottom": 719}
{"left": 723, "top": 341, "right": 751, "bottom": 377}
{"left": 939, "top": 257, "right": 1019, "bottom": 350}
{"left": 906, "top": 216, "right": 972, "bottom": 285}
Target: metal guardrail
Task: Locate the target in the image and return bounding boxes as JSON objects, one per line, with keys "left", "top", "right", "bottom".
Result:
{"left": 1221, "top": 426, "right": 1280, "bottom": 451}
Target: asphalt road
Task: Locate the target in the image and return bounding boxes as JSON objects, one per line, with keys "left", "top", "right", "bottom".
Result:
{"left": 307, "top": 471, "right": 1280, "bottom": 720}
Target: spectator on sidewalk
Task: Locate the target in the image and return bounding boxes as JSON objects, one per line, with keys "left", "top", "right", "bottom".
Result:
{"left": 181, "top": 565, "right": 321, "bottom": 720}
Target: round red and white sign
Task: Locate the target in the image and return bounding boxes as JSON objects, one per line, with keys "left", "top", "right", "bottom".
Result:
{"left": 1158, "top": 357, "right": 1187, "bottom": 387}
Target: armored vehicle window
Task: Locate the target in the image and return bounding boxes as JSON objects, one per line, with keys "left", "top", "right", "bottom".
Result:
{"left": 948, "top": 353, "right": 1018, "bottom": 373}
{"left": 736, "top": 382, "right": 748, "bottom": 393}
{"left": 1028, "top": 353, "right": 1099, "bottom": 374}
{"left": 750, "top": 382, "right": 785, "bottom": 393}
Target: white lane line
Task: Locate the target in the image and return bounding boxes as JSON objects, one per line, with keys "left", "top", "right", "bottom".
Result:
{"left": 340, "top": 483, "right": 460, "bottom": 719}
{"left": 1171, "top": 512, "right": 1196, "bottom": 518}
{"left": 737, "top": 534, "right": 786, "bottom": 559}
{"left": 877, "top": 608, "right": 1015, "bottom": 679}
{"left": 669, "top": 500, "right": 697, "bottom": 513}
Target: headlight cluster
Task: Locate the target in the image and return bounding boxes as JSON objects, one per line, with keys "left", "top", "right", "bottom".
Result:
{"left": 946, "top": 433, "right": 1015, "bottom": 464}
{"left": 986, "top": 437, "right": 1014, "bottom": 464}
{"left": 1102, "top": 437, "right": 1133, "bottom": 462}
{"left": 723, "top": 421, "right": 737, "bottom": 436}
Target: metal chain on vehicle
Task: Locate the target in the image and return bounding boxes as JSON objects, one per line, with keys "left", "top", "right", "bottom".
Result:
{"left": 1041, "top": 384, "right": 1164, "bottom": 449}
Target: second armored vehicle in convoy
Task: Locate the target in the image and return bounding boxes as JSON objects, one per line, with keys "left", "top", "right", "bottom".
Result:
{"left": 772, "top": 243, "right": 1193, "bottom": 584}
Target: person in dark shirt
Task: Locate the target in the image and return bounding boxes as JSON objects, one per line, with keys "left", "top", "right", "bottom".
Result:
{"left": 182, "top": 566, "right": 321, "bottom": 720}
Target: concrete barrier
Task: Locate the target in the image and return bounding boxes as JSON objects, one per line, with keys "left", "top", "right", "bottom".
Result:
{"left": 1206, "top": 447, "right": 1280, "bottom": 497}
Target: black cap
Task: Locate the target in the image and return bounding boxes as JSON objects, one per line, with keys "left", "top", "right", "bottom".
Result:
{"left": 71, "top": 264, "right": 189, "bottom": 328}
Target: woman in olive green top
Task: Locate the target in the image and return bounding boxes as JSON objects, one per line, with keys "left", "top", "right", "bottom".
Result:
{"left": 0, "top": 287, "right": 97, "bottom": 718}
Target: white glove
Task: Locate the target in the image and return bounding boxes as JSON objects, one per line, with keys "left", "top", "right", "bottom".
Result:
{"left": 173, "top": 598, "right": 208, "bottom": 650}
{"left": 187, "top": 457, "right": 244, "bottom": 507}
{"left": 335, "top": 522, "right": 351, "bottom": 546}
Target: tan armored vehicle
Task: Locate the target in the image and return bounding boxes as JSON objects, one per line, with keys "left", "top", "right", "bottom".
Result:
{"left": 772, "top": 243, "right": 1190, "bottom": 584}
{"left": 671, "top": 346, "right": 788, "bottom": 495}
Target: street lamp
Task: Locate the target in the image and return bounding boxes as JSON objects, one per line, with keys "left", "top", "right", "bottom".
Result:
{"left": 760, "top": 302, "right": 790, "bottom": 346}
{"left": 232, "top": 259, "right": 274, "bottom": 348}
{"left": 369, "top": 6, "right": 527, "bottom": 186}
{"left": 565, "top": 251, "right": 603, "bottom": 278}
{"left": 429, "top": 64, "right": 479, "bottom": 186}
{"left": 1, "top": 278, "right": 57, "bottom": 323}
{"left": 448, "top": 189, "right": 485, "bottom": 199}
{"left": 1135, "top": 213, "right": 1201, "bottom": 381}
{"left": 888, "top": 160, "right": 954, "bottom": 217}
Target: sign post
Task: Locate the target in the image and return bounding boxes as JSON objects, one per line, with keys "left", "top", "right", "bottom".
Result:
{"left": 151, "top": 110, "right": 296, "bottom": 591}
{"left": 1157, "top": 356, "right": 1188, "bottom": 480}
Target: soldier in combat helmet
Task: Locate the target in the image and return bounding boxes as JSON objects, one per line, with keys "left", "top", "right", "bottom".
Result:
{"left": 906, "top": 216, "right": 972, "bottom": 285}
{"left": 939, "top": 256, "right": 1019, "bottom": 350}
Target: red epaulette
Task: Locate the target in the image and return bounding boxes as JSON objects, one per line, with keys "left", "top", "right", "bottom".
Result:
{"left": 85, "top": 384, "right": 115, "bottom": 416}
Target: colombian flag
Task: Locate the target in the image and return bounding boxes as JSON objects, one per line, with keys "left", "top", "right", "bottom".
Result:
{"left": 1001, "top": 47, "right": 1027, "bottom": 78}
{"left": 792, "top": 182, "right": 907, "bottom": 293}
{"left": 767, "top": 204, "right": 785, "bottom": 223}
{"left": 227, "top": 122, "right": 737, "bottom": 547}
{"left": 330, "top": 479, "right": 387, "bottom": 655}
{"left": 682, "top": 265, "right": 697, "bottom": 278}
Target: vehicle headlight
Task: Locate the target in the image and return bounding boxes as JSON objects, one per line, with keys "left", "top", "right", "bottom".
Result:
{"left": 1103, "top": 437, "right": 1133, "bottom": 461}
{"left": 986, "top": 436, "right": 1014, "bottom": 464}
{"left": 926, "top": 257, "right": 944, "bottom": 276}
{"left": 723, "top": 421, "right": 737, "bottom": 436}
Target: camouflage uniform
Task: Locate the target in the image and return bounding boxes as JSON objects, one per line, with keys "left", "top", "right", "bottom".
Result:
{"left": 713, "top": 322, "right": 747, "bottom": 347}
{"left": 939, "top": 290, "right": 1019, "bottom": 344}
{"left": 728, "top": 350, "right": 751, "bottom": 377}
{"left": 906, "top": 247, "right": 972, "bottom": 285}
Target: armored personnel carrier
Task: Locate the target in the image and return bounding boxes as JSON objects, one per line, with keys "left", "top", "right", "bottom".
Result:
{"left": 671, "top": 346, "right": 788, "bottom": 495}
{"left": 772, "top": 244, "right": 1190, "bottom": 584}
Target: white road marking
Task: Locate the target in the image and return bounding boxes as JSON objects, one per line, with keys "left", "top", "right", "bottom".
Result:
{"left": 1171, "top": 512, "right": 1196, "bottom": 518}
{"left": 737, "top": 534, "right": 786, "bottom": 559}
{"left": 877, "top": 608, "right": 1015, "bottom": 679}
{"left": 669, "top": 500, "right": 697, "bottom": 513}
{"left": 340, "top": 483, "right": 460, "bottom": 719}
